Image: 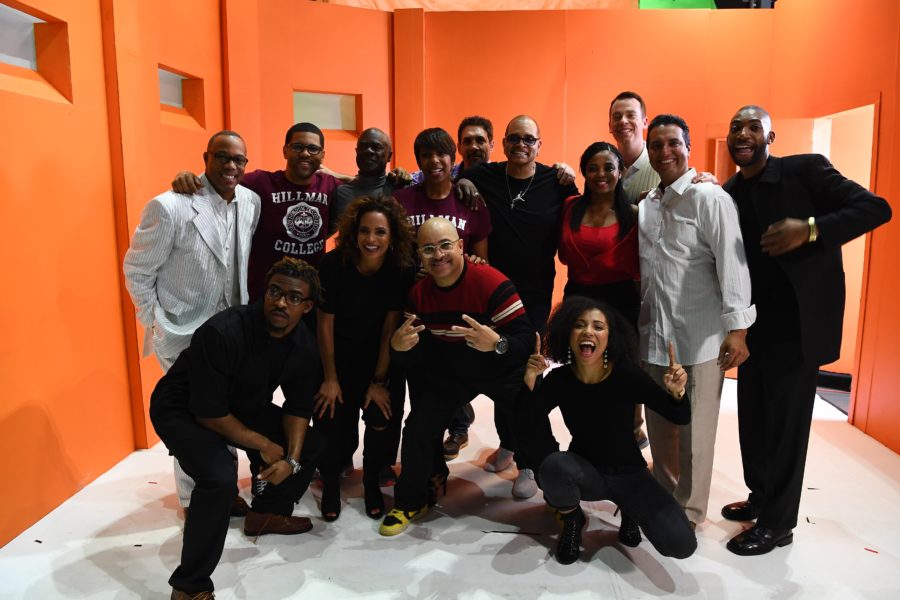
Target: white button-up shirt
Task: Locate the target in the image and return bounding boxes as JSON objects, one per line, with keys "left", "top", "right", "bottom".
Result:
{"left": 638, "top": 168, "right": 756, "bottom": 366}
{"left": 622, "top": 144, "right": 661, "bottom": 204}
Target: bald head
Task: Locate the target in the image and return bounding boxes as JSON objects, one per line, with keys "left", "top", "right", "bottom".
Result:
{"left": 417, "top": 217, "right": 457, "bottom": 245}
{"left": 505, "top": 115, "right": 540, "bottom": 137}
{"left": 417, "top": 217, "right": 464, "bottom": 286}
{"left": 727, "top": 105, "right": 775, "bottom": 177}
{"left": 356, "top": 127, "right": 393, "bottom": 176}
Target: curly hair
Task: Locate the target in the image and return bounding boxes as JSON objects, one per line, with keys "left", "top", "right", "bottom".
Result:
{"left": 569, "top": 141, "right": 635, "bottom": 239}
{"left": 265, "top": 257, "right": 324, "bottom": 305}
{"left": 335, "top": 195, "right": 416, "bottom": 270}
{"left": 545, "top": 295, "right": 637, "bottom": 366}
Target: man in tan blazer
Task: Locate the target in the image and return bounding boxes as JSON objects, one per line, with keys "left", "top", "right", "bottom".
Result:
{"left": 124, "top": 130, "right": 261, "bottom": 511}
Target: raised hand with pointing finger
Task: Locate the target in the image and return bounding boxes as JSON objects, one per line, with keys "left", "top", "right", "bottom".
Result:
{"left": 662, "top": 341, "right": 688, "bottom": 400}
{"left": 524, "top": 332, "right": 549, "bottom": 391}
{"left": 391, "top": 313, "right": 425, "bottom": 352}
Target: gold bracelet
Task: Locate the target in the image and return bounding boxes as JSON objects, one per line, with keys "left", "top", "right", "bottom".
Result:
{"left": 808, "top": 216, "right": 818, "bottom": 243}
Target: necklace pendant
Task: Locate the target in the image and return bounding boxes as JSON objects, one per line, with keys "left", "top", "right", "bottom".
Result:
{"left": 510, "top": 191, "right": 525, "bottom": 209}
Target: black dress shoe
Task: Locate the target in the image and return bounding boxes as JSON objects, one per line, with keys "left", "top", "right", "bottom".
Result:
{"left": 726, "top": 524, "right": 793, "bottom": 556}
{"left": 721, "top": 500, "right": 759, "bottom": 521}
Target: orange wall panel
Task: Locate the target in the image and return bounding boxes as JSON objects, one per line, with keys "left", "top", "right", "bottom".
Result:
{"left": 0, "top": 0, "right": 134, "bottom": 546}
{"left": 226, "top": 0, "right": 394, "bottom": 177}
{"left": 110, "top": 0, "right": 227, "bottom": 449}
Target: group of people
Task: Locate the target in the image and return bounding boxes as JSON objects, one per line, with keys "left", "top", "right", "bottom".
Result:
{"left": 123, "top": 91, "right": 891, "bottom": 599}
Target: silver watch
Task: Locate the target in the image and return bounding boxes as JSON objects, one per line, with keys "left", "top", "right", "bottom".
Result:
{"left": 284, "top": 456, "right": 301, "bottom": 475}
{"left": 494, "top": 335, "right": 509, "bottom": 355}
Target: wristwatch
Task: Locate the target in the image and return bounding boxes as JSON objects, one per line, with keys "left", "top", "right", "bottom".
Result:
{"left": 284, "top": 456, "right": 301, "bottom": 475}
{"left": 494, "top": 335, "right": 509, "bottom": 355}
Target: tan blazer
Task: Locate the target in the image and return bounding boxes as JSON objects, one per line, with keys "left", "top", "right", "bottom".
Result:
{"left": 123, "top": 175, "right": 260, "bottom": 361}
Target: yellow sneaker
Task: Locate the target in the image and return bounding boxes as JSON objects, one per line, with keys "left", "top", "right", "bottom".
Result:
{"left": 379, "top": 506, "right": 430, "bottom": 536}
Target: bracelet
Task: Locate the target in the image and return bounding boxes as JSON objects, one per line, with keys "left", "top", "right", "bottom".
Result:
{"left": 808, "top": 216, "right": 818, "bottom": 243}
{"left": 371, "top": 376, "right": 388, "bottom": 387}
{"left": 672, "top": 388, "right": 685, "bottom": 400}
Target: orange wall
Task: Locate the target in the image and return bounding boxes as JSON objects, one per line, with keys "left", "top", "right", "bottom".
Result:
{"left": 4, "top": 0, "right": 899, "bottom": 550}
{"left": 404, "top": 2, "right": 900, "bottom": 454}
{"left": 224, "top": 0, "right": 394, "bottom": 178}
{"left": 108, "top": 0, "right": 227, "bottom": 449}
{"left": 0, "top": 0, "right": 134, "bottom": 546}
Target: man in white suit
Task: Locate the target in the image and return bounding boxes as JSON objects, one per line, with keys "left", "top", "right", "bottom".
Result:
{"left": 124, "top": 130, "right": 261, "bottom": 512}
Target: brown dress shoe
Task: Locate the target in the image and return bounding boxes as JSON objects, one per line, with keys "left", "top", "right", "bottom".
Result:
{"left": 244, "top": 510, "right": 313, "bottom": 536}
{"left": 230, "top": 495, "right": 250, "bottom": 517}
{"left": 442, "top": 433, "right": 469, "bottom": 460}
{"left": 171, "top": 589, "right": 215, "bottom": 599}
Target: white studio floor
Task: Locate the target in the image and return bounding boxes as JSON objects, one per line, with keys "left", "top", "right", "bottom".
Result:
{"left": 2, "top": 379, "right": 900, "bottom": 600}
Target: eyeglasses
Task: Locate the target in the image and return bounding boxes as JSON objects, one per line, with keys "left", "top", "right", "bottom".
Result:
{"left": 505, "top": 134, "right": 540, "bottom": 147}
{"left": 419, "top": 239, "right": 459, "bottom": 257}
{"left": 265, "top": 284, "right": 309, "bottom": 306}
{"left": 288, "top": 143, "right": 324, "bottom": 155}
{"left": 212, "top": 151, "right": 249, "bottom": 168}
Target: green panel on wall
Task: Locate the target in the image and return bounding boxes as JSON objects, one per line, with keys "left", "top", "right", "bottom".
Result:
{"left": 640, "top": 0, "right": 717, "bottom": 8}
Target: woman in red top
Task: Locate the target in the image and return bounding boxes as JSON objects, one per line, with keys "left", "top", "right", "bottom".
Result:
{"left": 558, "top": 142, "right": 640, "bottom": 326}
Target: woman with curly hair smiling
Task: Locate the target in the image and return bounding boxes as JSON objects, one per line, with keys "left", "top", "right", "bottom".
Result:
{"left": 313, "top": 195, "right": 416, "bottom": 521}
{"left": 516, "top": 295, "right": 696, "bottom": 565}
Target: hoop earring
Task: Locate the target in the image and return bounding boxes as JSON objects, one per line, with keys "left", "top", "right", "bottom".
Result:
{"left": 603, "top": 349, "right": 608, "bottom": 368}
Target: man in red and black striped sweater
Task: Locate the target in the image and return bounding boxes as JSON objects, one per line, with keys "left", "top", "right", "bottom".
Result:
{"left": 379, "top": 217, "right": 536, "bottom": 536}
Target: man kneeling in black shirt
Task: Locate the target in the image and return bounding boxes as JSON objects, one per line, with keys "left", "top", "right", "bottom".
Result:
{"left": 151, "top": 257, "right": 326, "bottom": 599}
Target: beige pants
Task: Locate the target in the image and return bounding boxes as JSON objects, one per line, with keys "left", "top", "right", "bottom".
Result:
{"left": 643, "top": 359, "right": 723, "bottom": 524}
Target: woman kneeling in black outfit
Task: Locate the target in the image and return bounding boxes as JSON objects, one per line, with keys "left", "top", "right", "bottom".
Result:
{"left": 517, "top": 295, "right": 697, "bottom": 564}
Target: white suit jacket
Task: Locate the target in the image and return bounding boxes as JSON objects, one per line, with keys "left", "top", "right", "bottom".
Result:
{"left": 123, "top": 175, "right": 261, "bottom": 361}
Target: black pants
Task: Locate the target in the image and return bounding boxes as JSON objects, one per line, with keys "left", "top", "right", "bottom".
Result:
{"left": 737, "top": 338, "right": 818, "bottom": 531}
{"left": 394, "top": 375, "right": 523, "bottom": 511}
{"left": 540, "top": 451, "right": 696, "bottom": 559}
{"left": 154, "top": 405, "right": 325, "bottom": 593}
{"left": 315, "top": 363, "right": 405, "bottom": 484}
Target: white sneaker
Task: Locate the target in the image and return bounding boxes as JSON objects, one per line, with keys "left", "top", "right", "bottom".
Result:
{"left": 513, "top": 468, "right": 538, "bottom": 499}
{"left": 484, "top": 447, "right": 514, "bottom": 473}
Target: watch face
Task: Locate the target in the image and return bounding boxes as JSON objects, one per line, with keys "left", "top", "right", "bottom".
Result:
{"left": 495, "top": 336, "right": 509, "bottom": 354}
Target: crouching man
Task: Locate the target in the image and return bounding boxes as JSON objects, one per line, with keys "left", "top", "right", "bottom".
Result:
{"left": 150, "top": 257, "right": 326, "bottom": 599}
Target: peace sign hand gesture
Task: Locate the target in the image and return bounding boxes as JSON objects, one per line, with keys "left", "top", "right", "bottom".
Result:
{"left": 524, "top": 332, "right": 549, "bottom": 390}
{"left": 662, "top": 341, "right": 688, "bottom": 400}
{"left": 450, "top": 314, "right": 501, "bottom": 352}
{"left": 391, "top": 313, "right": 425, "bottom": 352}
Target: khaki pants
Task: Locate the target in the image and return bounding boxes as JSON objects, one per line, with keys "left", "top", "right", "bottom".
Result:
{"left": 643, "top": 359, "right": 723, "bottom": 524}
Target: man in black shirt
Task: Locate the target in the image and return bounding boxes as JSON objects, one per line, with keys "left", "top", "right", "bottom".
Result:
{"left": 461, "top": 115, "right": 579, "bottom": 333}
{"left": 150, "top": 257, "right": 326, "bottom": 599}
{"left": 721, "top": 105, "right": 891, "bottom": 556}
{"left": 460, "top": 115, "right": 578, "bottom": 478}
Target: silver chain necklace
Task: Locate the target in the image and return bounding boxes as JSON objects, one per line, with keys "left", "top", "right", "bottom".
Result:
{"left": 505, "top": 167, "right": 536, "bottom": 210}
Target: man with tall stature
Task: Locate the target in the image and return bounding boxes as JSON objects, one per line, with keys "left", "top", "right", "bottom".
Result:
{"left": 639, "top": 114, "right": 756, "bottom": 529}
{"left": 721, "top": 105, "right": 891, "bottom": 556}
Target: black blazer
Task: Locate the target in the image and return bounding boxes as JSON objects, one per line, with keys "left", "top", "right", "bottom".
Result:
{"left": 724, "top": 154, "right": 891, "bottom": 367}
